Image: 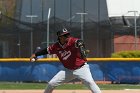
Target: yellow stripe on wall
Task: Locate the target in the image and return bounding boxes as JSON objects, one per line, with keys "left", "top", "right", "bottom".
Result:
{"left": 0, "top": 58, "right": 58, "bottom": 62}
{"left": 0, "top": 58, "right": 140, "bottom": 62}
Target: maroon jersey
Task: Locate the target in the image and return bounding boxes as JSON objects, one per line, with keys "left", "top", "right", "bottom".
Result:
{"left": 47, "top": 37, "right": 87, "bottom": 70}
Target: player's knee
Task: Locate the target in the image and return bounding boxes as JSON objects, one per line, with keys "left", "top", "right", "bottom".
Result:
{"left": 48, "top": 82, "right": 55, "bottom": 88}
{"left": 85, "top": 79, "right": 94, "bottom": 85}
{"left": 47, "top": 80, "right": 58, "bottom": 89}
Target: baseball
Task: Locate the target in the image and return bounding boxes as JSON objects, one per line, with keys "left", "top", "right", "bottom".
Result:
{"left": 31, "top": 58, "right": 35, "bottom": 62}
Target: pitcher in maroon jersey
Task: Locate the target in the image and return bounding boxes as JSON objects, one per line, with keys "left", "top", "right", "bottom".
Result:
{"left": 30, "top": 28, "right": 101, "bottom": 93}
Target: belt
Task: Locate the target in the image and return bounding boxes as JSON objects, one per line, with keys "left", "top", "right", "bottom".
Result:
{"left": 78, "top": 63, "right": 86, "bottom": 68}
{"left": 73, "top": 63, "right": 86, "bottom": 70}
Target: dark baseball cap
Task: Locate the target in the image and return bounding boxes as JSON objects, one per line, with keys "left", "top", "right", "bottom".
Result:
{"left": 57, "top": 28, "right": 70, "bottom": 37}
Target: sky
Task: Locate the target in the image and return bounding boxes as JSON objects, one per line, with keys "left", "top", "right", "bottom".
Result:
{"left": 106, "top": 0, "right": 140, "bottom": 17}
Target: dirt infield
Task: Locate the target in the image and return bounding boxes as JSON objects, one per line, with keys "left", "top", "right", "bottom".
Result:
{"left": 0, "top": 90, "right": 140, "bottom": 93}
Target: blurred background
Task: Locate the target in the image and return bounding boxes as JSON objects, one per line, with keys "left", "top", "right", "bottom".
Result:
{"left": 0, "top": 0, "right": 140, "bottom": 58}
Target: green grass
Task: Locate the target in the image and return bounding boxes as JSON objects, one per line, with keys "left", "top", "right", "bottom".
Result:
{"left": 99, "top": 84, "right": 140, "bottom": 90}
{"left": 0, "top": 82, "right": 140, "bottom": 90}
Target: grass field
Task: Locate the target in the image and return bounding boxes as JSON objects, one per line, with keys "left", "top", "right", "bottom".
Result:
{"left": 0, "top": 82, "right": 140, "bottom": 90}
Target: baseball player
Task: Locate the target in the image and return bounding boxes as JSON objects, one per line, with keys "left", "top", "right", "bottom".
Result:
{"left": 30, "top": 28, "right": 101, "bottom": 93}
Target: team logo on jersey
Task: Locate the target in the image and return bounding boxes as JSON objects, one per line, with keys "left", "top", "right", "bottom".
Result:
{"left": 59, "top": 50, "right": 71, "bottom": 60}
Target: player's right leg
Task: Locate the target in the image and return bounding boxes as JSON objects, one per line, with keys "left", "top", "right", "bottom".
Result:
{"left": 44, "top": 69, "right": 74, "bottom": 93}
{"left": 74, "top": 63, "right": 101, "bottom": 93}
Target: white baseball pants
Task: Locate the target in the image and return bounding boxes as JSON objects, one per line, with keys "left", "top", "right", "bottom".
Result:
{"left": 44, "top": 63, "right": 101, "bottom": 93}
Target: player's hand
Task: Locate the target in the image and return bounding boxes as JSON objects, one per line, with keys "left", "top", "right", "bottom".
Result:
{"left": 30, "top": 54, "right": 37, "bottom": 62}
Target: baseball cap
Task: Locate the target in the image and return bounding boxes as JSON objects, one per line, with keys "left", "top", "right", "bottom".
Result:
{"left": 57, "top": 28, "right": 70, "bottom": 37}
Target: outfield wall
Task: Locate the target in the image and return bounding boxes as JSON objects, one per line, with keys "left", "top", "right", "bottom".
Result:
{"left": 0, "top": 58, "right": 140, "bottom": 83}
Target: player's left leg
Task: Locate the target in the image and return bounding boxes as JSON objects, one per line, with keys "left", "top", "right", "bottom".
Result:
{"left": 44, "top": 69, "right": 74, "bottom": 93}
{"left": 73, "top": 63, "right": 101, "bottom": 93}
